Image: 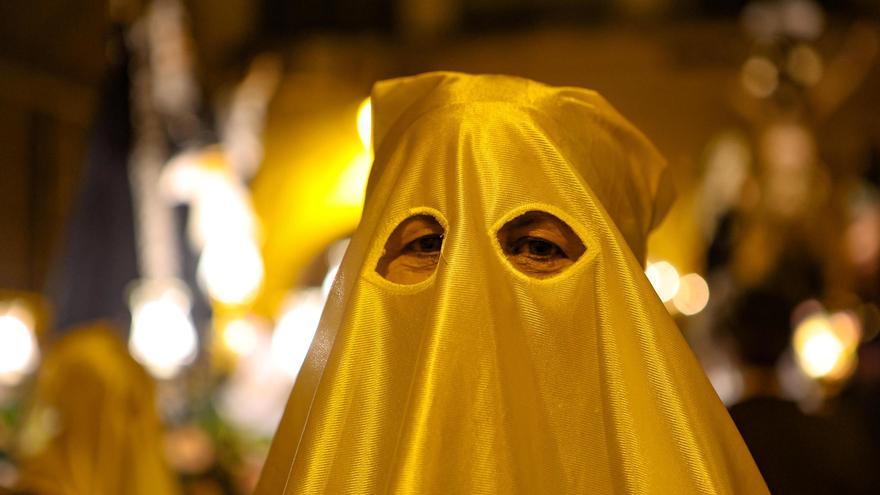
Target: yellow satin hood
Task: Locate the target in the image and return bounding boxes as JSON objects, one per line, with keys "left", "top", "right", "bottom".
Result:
{"left": 257, "top": 72, "right": 766, "bottom": 494}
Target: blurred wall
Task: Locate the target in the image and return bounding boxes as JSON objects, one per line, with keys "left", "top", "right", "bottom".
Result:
{"left": 0, "top": 1, "right": 104, "bottom": 292}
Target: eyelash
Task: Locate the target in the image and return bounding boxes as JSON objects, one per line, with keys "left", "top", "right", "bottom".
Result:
{"left": 404, "top": 234, "right": 444, "bottom": 255}
{"left": 509, "top": 237, "right": 566, "bottom": 260}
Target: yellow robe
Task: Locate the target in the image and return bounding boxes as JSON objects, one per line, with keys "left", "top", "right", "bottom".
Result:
{"left": 257, "top": 72, "right": 768, "bottom": 494}
{"left": 16, "top": 324, "right": 180, "bottom": 495}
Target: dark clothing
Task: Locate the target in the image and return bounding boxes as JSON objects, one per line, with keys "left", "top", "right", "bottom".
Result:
{"left": 730, "top": 396, "right": 879, "bottom": 495}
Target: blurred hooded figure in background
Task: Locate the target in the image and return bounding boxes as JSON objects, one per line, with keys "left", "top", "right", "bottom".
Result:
{"left": 257, "top": 72, "right": 768, "bottom": 493}
{"left": 14, "top": 324, "right": 180, "bottom": 495}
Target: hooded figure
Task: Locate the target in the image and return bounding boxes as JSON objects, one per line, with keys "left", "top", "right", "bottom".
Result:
{"left": 15, "top": 324, "right": 180, "bottom": 495}
{"left": 257, "top": 72, "right": 767, "bottom": 494}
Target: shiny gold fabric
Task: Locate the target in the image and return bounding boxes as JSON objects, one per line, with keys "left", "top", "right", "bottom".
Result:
{"left": 257, "top": 72, "right": 767, "bottom": 494}
{"left": 16, "top": 324, "right": 180, "bottom": 495}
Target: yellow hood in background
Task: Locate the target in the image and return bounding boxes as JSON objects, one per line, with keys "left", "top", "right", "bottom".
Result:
{"left": 16, "top": 324, "right": 180, "bottom": 495}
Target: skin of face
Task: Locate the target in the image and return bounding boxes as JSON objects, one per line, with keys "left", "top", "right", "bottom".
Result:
{"left": 376, "top": 211, "right": 585, "bottom": 283}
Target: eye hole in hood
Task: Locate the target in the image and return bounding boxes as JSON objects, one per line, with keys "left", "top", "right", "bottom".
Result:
{"left": 376, "top": 214, "right": 445, "bottom": 284}
{"left": 497, "top": 210, "right": 586, "bottom": 279}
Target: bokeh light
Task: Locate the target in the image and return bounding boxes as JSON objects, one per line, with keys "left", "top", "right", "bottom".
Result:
{"left": 845, "top": 203, "right": 880, "bottom": 270}
{"left": 198, "top": 236, "right": 265, "bottom": 306}
{"left": 0, "top": 302, "right": 39, "bottom": 386}
{"left": 741, "top": 56, "right": 779, "bottom": 98}
{"left": 703, "top": 131, "right": 751, "bottom": 211}
{"left": 221, "top": 318, "right": 260, "bottom": 357}
{"left": 793, "top": 310, "right": 860, "bottom": 381}
{"left": 128, "top": 281, "right": 199, "bottom": 379}
{"left": 162, "top": 149, "right": 266, "bottom": 307}
{"left": 189, "top": 173, "right": 258, "bottom": 251}
{"left": 270, "top": 289, "right": 324, "bottom": 380}
{"left": 217, "top": 330, "right": 293, "bottom": 437}
{"left": 787, "top": 43, "right": 823, "bottom": 86}
{"left": 741, "top": 2, "right": 781, "bottom": 41}
{"left": 645, "top": 260, "right": 681, "bottom": 303}
{"left": 780, "top": 0, "right": 825, "bottom": 40}
{"left": 162, "top": 150, "right": 259, "bottom": 250}
{"left": 672, "top": 273, "right": 711, "bottom": 315}
{"left": 741, "top": 0, "right": 825, "bottom": 41}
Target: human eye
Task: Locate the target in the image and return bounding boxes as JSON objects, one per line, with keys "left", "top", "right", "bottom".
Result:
{"left": 496, "top": 210, "right": 585, "bottom": 279}
{"left": 509, "top": 236, "right": 566, "bottom": 261}
{"left": 507, "top": 236, "right": 569, "bottom": 275}
{"left": 376, "top": 214, "right": 445, "bottom": 284}
{"left": 405, "top": 234, "right": 444, "bottom": 255}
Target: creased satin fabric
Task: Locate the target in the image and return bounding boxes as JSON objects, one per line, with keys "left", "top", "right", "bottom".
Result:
{"left": 257, "top": 72, "right": 767, "bottom": 494}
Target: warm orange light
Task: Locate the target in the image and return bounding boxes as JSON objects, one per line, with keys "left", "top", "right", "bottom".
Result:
{"left": 645, "top": 261, "right": 680, "bottom": 303}
{"left": 672, "top": 273, "right": 710, "bottom": 316}
{"left": 793, "top": 311, "right": 860, "bottom": 381}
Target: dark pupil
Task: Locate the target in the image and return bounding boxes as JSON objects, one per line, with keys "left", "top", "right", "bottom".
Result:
{"left": 527, "top": 239, "right": 557, "bottom": 257}
{"left": 417, "top": 235, "right": 442, "bottom": 252}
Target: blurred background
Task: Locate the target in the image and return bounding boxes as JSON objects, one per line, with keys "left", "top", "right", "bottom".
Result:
{"left": 0, "top": 0, "right": 879, "bottom": 493}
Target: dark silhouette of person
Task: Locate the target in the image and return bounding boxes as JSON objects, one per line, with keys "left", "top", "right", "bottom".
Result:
{"left": 726, "top": 287, "right": 880, "bottom": 494}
